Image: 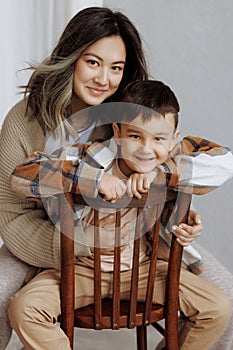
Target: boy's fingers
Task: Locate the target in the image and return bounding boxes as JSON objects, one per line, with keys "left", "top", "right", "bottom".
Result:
{"left": 188, "top": 210, "right": 202, "bottom": 225}
{"left": 179, "top": 223, "right": 203, "bottom": 235}
{"left": 131, "top": 182, "right": 141, "bottom": 199}
{"left": 126, "top": 179, "right": 141, "bottom": 198}
{"left": 194, "top": 214, "right": 202, "bottom": 225}
{"left": 126, "top": 180, "right": 133, "bottom": 198}
{"left": 176, "top": 238, "right": 192, "bottom": 247}
{"left": 143, "top": 176, "right": 150, "bottom": 189}
{"left": 117, "top": 181, "right": 126, "bottom": 197}
{"left": 136, "top": 177, "right": 146, "bottom": 192}
{"left": 172, "top": 225, "right": 201, "bottom": 239}
{"left": 135, "top": 179, "right": 143, "bottom": 192}
{"left": 134, "top": 176, "right": 148, "bottom": 192}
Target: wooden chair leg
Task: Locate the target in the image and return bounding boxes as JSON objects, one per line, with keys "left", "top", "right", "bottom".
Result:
{"left": 137, "top": 325, "right": 147, "bottom": 350}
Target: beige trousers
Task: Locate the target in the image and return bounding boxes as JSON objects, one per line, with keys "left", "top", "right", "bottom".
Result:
{"left": 8, "top": 260, "right": 231, "bottom": 350}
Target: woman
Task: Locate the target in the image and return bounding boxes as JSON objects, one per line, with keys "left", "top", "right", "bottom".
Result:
{"left": 0, "top": 6, "right": 232, "bottom": 350}
{"left": 0, "top": 7, "right": 146, "bottom": 349}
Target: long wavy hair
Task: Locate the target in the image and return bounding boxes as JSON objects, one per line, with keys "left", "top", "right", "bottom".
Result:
{"left": 24, "top": 7, "right": 148, "bottom": 137}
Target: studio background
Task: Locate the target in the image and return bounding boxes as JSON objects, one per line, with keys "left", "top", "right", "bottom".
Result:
{"left": 1, "top": 0, "right": 233, "bottom": 272}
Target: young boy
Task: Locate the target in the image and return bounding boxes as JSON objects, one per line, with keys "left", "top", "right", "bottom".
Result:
{"left": 9, "top": 81, "right": 231, "bottom": 350}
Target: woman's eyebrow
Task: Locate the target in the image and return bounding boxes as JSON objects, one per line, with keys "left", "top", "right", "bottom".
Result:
{"left": 83, "top": 53, "right": 125, "bottom": 64}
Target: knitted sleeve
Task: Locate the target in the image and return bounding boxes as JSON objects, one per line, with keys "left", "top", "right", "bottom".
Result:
{"left": 0, "top": 100, "right": 61, "bottom": 268}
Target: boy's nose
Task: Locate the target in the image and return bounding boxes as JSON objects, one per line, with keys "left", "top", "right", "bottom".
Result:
{"left": 141, "top": 140, "right": 154, "bottom": 153}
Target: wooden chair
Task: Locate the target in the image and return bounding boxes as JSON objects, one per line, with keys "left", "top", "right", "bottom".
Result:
{"left": 59, "top": 187, "right": 191, "bottom": 350}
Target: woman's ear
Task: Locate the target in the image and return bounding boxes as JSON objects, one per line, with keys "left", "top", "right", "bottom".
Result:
{"left": 112, "top": 122, "right": 121, "bottom": 145}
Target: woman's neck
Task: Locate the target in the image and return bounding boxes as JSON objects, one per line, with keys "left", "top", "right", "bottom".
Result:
{"left": 66, "top": 93, "right": 91, "bottom": 131}
{"left": 71, "top": 93, "right": 89, "bottom": 114}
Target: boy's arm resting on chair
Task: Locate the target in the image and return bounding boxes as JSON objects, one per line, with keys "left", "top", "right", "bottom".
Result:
{"left": 157, "top": 135, "right": 233, "bottom": 194}
{"left": 9, "top": 135, "right": 233, "bottom": 200}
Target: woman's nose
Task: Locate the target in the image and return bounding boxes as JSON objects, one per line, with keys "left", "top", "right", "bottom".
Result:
{"left": 94, "top": 68, "right": 108, "bottom": 85}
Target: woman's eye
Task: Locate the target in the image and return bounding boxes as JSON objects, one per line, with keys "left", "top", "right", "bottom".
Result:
{"left": 112, "top": 65, "right": 123, "bottom": 72}
{"left": 87, "top": 60, "right": 98, "bottom": 66}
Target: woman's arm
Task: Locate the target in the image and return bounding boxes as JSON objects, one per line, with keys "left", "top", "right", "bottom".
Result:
{"left": 0, "top": 102, "right": 61, "bottom": 268}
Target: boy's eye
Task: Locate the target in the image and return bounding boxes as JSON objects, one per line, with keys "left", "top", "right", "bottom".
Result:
{"left": 155, "top": 136, "right": 165, "bottom": 142}
{"left": 129, "top": 134, "right": 140, "bottom": 140}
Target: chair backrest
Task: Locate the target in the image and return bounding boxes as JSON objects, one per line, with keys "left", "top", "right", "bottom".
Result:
{"left": 59, "top": 187, "right": 191, "bottom": 349}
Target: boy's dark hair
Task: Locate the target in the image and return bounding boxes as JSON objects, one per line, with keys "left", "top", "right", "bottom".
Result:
{"left": 120, "top": 80, "right": 180, "bottom": 129}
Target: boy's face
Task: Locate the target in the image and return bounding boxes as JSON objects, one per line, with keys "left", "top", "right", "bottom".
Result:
{"left": 113, "top": 113, "right": 180, "bottom": 176}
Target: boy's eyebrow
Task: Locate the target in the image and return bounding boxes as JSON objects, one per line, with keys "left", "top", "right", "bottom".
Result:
{"left": 83, "top": 53, "right": 125, "bottom": 64}
{"left": 126, "top": 127, "right": 170, "bottom": 136}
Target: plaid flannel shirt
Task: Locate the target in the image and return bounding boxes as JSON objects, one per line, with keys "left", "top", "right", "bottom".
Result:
{"left": 9, "top": 135, "right": 233, "bottom": 273}
{"left": 10, "top": 135, "right": 233, "bottom": 200}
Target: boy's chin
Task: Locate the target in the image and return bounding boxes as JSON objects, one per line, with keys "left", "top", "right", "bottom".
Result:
{"left": 132, "top": 166, "right": 155, "bottom": 174}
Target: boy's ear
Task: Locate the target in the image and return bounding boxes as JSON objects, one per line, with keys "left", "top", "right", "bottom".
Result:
{"left": 169, "top": 129, "right": 180, "bottom": 151}
{"left": 112, "top": 123, "right": 121, "bottom": 145}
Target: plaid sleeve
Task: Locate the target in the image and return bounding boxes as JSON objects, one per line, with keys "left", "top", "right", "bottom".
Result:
{"left": 169, "top": 135, "right": 233, "bottom": 194}
{"left": 151, "top": 135, "right": 233, "bottom": 195}
{"left": 10, "top": 141, "right": 115, "bottom": 199}
{"left": 77, "top": 138, "right": 117, "bottom": 197}
{"left": 10, "top": 135, "right": 233, "bottom": 199}
{"left": 10, "top": 151, "right": 78, "bottom": 199}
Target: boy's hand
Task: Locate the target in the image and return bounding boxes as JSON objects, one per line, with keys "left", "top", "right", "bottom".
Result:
{"left": 172, "top": 209, "right": 203, "bottom": 246}
{"left": 98, "top": 174, "right": 126, "bottom": 202}
{"left": 126, "top": 171, "right": 157, "bottom": 199}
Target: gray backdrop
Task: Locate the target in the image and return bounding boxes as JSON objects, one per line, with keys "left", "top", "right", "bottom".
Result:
{"left": 105, "top": 0, "right": 233, "bottom": 272}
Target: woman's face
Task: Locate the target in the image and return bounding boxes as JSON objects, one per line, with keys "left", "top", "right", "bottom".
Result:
{"left": 72, "top": 36, "right": 126, "bottom": 112}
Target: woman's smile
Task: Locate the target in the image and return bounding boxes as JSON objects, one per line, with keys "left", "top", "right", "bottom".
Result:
{"left": 87, "top": 86, "right": 108, "bottom": 95}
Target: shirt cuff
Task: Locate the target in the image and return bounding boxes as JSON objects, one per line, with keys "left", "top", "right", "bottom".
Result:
{"left": 77, "top": 161, "right": 104, "bottom": 198}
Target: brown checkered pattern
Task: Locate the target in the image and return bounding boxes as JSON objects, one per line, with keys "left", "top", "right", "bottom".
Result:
{"left": 10, "top": 135, "right": 231, "bottom": 199}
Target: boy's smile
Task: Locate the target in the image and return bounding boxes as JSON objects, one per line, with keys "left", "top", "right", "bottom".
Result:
{"left": 113, "top": 113, "right": 180, "bottom": 176}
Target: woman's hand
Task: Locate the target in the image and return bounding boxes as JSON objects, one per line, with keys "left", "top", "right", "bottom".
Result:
{"left": 172, "top": 209, "right": 203, "bottom": 247}
{"left": 98, "top": 173, "right": 126, "bottom": 202}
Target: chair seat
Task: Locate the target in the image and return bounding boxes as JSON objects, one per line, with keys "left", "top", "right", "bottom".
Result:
{"left": 74, "top": 299, "right": 164, "bottom": 329}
